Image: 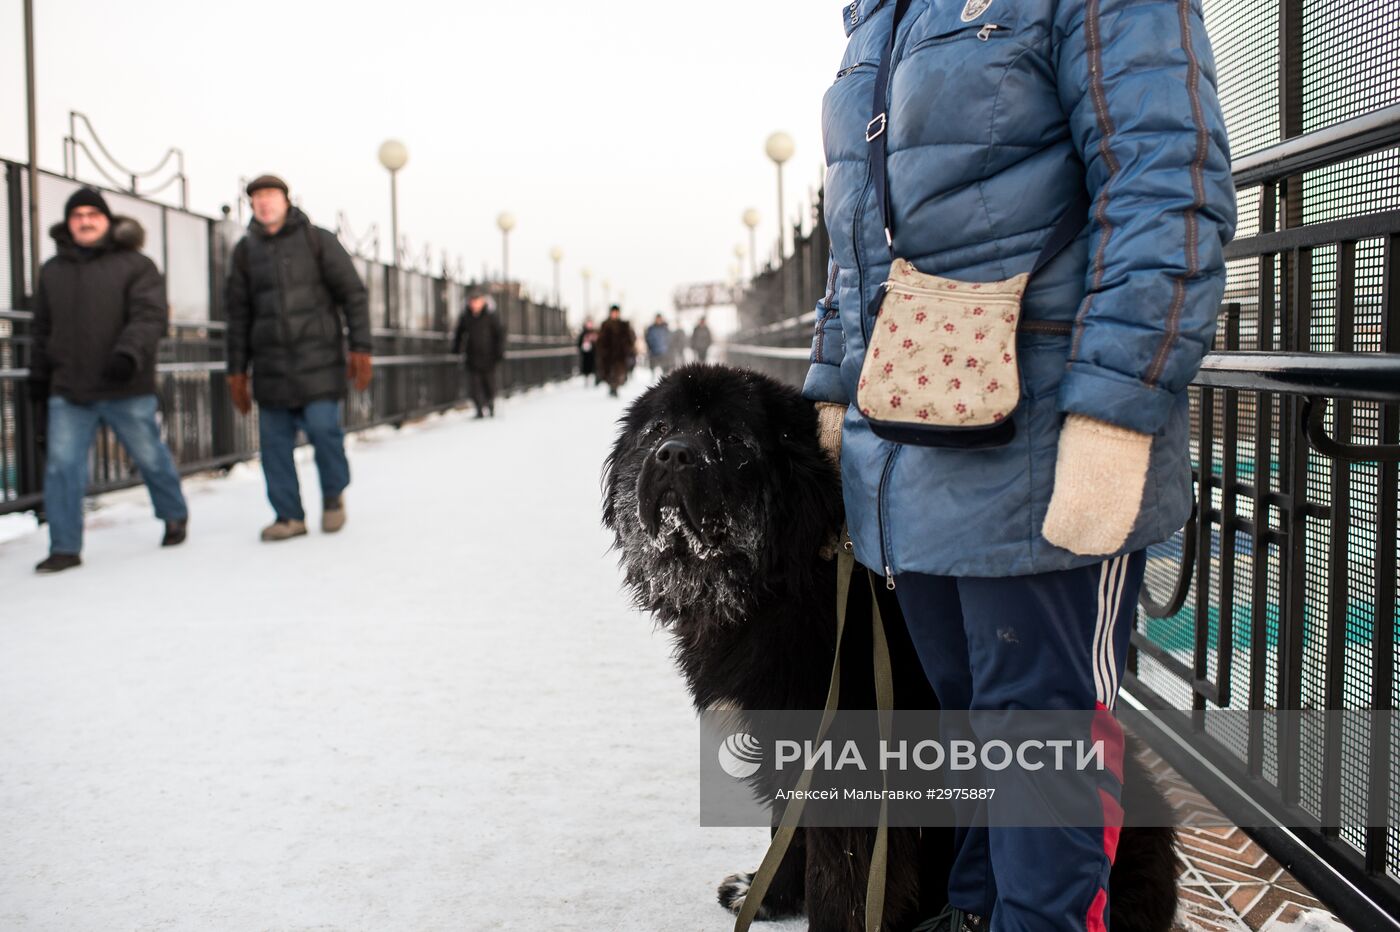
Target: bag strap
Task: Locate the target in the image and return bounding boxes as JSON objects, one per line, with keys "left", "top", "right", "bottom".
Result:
{"left": 734, "top": 536, "right": 893, "bottom": 932}
{"left": 868, "top": 0, "right": 1090, "bottom": 273}
{"left": 868, "top": 0, "right": 915, "bottom": 251}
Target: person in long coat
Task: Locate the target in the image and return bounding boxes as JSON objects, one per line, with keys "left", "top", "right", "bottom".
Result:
{"left": 594, "top": 305, "right": 635, "bottom": 397}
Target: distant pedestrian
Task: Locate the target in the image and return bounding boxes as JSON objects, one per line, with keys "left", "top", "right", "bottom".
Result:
{"left": 27, "top": 187, "right": 189, "bottom": 574}
{"left": 691, "top": 317, "right": 712, "bottom": 363}
{"left": 595, "top": 305, "right": 635, "bottom": 397}
{"left": 452, "top": 294, "right": 507, "bottom": 418}
{"left": 668, "top": 324, "right": 689, "bottom": 370}
{"left": 577, "top": 318, "right": 599, "bottom": 385}
{"left": 225, "top": 174, "right": 373, "bottom": 543}
{"left": 644, "top": 314, "right": 670, "bottom": 375}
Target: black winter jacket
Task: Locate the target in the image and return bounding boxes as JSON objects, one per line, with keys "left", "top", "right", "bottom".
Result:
{"left": 225, "top": 208, "right": 371, "bottom": 408}
{"left": 30, "top": 216, "right": 168, "bottom": 403}
{"left": 451, "top": 308, "right": 506, "bottom": 371}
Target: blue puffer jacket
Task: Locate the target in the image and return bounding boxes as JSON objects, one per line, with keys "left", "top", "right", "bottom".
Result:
{"left": 802, "top": 0, "right": 1237, "bottom": 580}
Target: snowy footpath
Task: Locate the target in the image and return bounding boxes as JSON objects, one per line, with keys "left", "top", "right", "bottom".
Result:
{"left": 0, "top": 376, "right": 802, "bottom": 932}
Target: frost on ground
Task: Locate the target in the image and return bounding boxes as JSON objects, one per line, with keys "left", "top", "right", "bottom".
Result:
{"left": 0, "top": 375, "right": 804, "bottom": 932}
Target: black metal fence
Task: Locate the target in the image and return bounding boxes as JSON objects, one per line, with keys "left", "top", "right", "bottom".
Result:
{"left": 721, "top": 1, "right": 1400, "bottom": 923}
{"left": 0, "top": 162, "right": 577, "bottom": 517}
{"left": 736, "top": 189, "right": 830, "bottom": 333}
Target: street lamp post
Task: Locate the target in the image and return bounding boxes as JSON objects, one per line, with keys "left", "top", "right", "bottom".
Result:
{"left": 602, "top": 279, "right": 612, "bottom": 309}
{"left": 742, "top": 208, "right": 760, "bottom": 279}
{"left": 550, "top": 246, "right": 563, "bottom": 308}
{"left": 734, "top": 244, "right": 747, "bottom": 281}
{"left": 582, "top": 267, "right": 592, "bottom": 318}
{"left": 765, "top": 132, "right": 795, "bottom": 262}
{"left": 377, "top": 140, "right": 409, "bottom": 268}
{"left": 23, "top": 0, "right": 39, "bottom": 293}
{"left": 497, "top": 212, "right": 516, "bottom": 318}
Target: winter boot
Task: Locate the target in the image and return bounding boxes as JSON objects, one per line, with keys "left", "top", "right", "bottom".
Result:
{"left": 162, "top": 518, "right": 188, "bottom": 547}
{"left": 322, "top": 496, "right": 347, "bottom": 534}
{"left": 35, "top": 552, "right": 82, "bottom": 574}
{"left": 260, "top": 519, "right": 308, "bottom": 542}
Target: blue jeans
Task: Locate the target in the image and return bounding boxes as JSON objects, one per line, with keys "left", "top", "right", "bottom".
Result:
{"left": 257, "top": 400, "right": 350, "bottom": 522}
{"left": 894, "top": 550, "right": 1148, "bottom": 932}
{"left": 44, "top": 394, "right": 188, "bottom": 555}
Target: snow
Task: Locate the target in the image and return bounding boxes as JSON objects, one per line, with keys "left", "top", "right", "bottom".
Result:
{"left": 0, "top": 375, "right": 804, "bottom": 931}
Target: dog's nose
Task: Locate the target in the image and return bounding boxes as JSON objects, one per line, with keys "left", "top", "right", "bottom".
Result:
{"left": 654, "top": 438, "right": 697, "bottom": 470}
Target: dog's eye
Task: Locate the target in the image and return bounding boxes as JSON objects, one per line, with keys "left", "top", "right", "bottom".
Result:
{"left": 650, "top": 420, "right": 669, "bottom": 435}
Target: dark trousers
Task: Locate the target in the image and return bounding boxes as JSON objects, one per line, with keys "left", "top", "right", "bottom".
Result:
{"left": 257, "top": 399, "right": 350, "bottom": 522}
{"left": 468, "top": 365, "right": 498, "bottom": 414}
{"left": 894, "top": 550, "right": 1147, "bottom": 932}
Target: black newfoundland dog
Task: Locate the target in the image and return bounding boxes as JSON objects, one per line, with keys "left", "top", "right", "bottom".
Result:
{"left": 602, "top": 364, "right": 1179, "bottom": 932}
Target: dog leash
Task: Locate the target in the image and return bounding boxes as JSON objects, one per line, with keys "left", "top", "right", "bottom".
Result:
{"left": 733, "top": 534, "right": 893, "bottom": 932}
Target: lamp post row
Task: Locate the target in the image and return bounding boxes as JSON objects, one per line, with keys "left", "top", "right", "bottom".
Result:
{"left": 378, "top": 139, "right": 595, "bottom": 318}
{"left": 736, "top": 131, "right": 797, "bottom": 288}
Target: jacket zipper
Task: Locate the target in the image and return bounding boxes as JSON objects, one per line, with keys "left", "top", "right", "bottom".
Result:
{"left": 907, "top": 22, "right": 1010, "bottom": 55}
{"left": 876, "top": 446, "right": 901, "bottom": 589}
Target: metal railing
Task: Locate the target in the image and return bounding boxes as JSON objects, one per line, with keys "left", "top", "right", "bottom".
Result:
{"left": 719, "top": 104, "right": 1400, "bottom": 928}
{"left": 0, "top": 163, "right": 577, "bottom": 517}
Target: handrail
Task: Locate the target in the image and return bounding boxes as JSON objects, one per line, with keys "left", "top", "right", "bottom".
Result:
{"left": 1232, "top": 103, "right": 1400, "bottom": 187}
{"left": 1194, "top": 352, "right": 1400, "bottom": 402}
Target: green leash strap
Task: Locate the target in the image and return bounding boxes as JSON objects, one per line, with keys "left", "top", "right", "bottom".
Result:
{"left": 734, "top": 543, "right": 895, "bottom": 932}
{"left": 734, "top": 542, "right": 855, "bottom": 932}
{"left": 865, "top": 570, "right": 894, "bottom": 932}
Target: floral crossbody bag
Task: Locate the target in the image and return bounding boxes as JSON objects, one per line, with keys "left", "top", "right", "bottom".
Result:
{"left": 856, "top": 0, "right": 1090, "bottom": 449}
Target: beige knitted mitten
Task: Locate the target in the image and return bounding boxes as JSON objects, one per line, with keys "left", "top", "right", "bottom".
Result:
{"left": 1041, "top": 414, "right": 1153, "bottom": 556}
{"left": 814, "top": 402, "right": 846, "bottom": 472}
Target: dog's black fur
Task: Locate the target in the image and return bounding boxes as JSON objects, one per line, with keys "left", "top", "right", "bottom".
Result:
{"left": 603, "top": 364, "right": 1180, "bottom": 932}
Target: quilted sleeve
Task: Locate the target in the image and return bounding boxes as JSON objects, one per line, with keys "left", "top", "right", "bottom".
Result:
{"left": 801, "top": 255, "right": 849, "bottom": 405}
{"left": 1052, "top": 0, "right": 1238, "bottom": 435}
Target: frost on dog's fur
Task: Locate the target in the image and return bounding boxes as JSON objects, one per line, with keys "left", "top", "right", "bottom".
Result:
{"left": 601, "top": 365, "right": 839, "bottom": 635}
{"left": 605, "top": 439, "right": 764, "bottom": 627}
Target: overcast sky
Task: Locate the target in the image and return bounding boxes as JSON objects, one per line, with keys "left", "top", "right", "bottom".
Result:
{"left": 0, "top": 0, "right": 849, "bottom": 323}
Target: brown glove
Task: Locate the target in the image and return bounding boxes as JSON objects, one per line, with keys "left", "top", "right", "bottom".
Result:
{"left": 814, "top": 402, "right": 846, "bottom": 473}
{"left": 1041, "top": 414, "right": 1153, "bottom": 556}
{"left": 227, "top": 372, "right": 252, "bottom": 415}
{"left": 347, "top": 352, "right": 373, "bottom": 392}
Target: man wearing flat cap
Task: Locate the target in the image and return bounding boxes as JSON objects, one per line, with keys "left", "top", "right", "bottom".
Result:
{"left": 225, "top": 174, "right": 373, "bottom": 542}
{"left": 27, "top": 187, "right": 189, "bottom": 574}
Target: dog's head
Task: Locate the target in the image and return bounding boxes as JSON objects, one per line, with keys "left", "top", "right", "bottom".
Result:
{"left": 602, "top": 364, "right": 843, "bottom": 625}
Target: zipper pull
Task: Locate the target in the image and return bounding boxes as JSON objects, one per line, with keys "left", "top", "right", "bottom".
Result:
{"left": 884, "top": 567, "right": 897, "bottom": 590}
{"left": 977, "top": 23, "right": 1001, "bottom": 40}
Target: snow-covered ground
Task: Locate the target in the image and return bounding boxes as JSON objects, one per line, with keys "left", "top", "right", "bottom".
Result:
{"left": 0, "top": 375, "right": 802, "bottom": 932}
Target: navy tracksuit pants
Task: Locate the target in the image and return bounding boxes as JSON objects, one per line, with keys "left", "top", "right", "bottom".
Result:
{"left": 894, "top": 549, "right": 1147, "bottom": 932}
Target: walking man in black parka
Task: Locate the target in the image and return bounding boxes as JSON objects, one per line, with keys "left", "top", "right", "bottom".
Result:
{"left": 27, "top": 188, "right": 189, "bottom": 573}
{"left": 224, "top": 175, "right": 373, "bottom": 542}
{"left": 451, "top": 294, "right": 506, "bottom": 418}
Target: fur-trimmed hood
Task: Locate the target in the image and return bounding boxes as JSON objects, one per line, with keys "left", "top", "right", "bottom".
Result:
{"left": 49, "top": 215, "right": 145, "bottom": 257}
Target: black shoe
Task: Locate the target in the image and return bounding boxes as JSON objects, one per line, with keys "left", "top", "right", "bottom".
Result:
{"left": 474, "top": 410, "right": 486, "bottom": 419}
{"left": 35, "top": 552, "right": 82, "bottom": 574}
{"left": 488, "top": 405, "right": 496, "bottom": 417}
{"left": 162, "top": 518, "right": 188, "bottom": 547}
